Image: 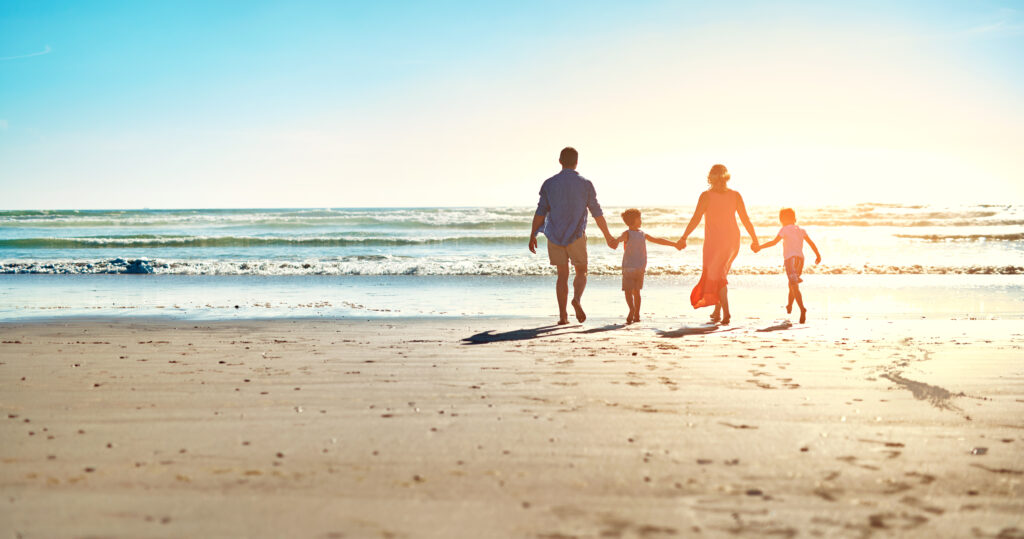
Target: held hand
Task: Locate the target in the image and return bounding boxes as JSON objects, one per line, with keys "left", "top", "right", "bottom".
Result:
{"left": 606, "top": 236, "right": 618, "bottom": 249}
{"left": 751, "top": 242, "right": 760, "bottom": 253}
{"left": 528, "top": 236, "right": 538, "bottom": 254}
{"left": 676, "top": 237, "right": 687, "bottom": 250}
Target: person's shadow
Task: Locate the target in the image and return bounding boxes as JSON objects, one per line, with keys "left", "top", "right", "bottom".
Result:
{"left": 755, "top": 320, "right": 794, "bottom": 332}
{"left": 656, "top": 324, "right": 735, "bottom": 338}
{"left": 462, "top": 323, "right": 625, "bottom": 345}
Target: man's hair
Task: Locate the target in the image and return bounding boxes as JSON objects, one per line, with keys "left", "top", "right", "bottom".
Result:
{"left": 559, "top": 147, "right": 578, "bottom": 168}
{"left": 621, "top": 208, "right": 641, "bottom": 226}
{"left": 779, "top": 208, "right": 796, "bottom": 225}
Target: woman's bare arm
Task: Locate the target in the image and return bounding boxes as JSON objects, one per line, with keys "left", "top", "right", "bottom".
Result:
{"left": 677, "top": 192, "right": 709, "bottom": 248}
{"left": 735, "top": 191, "right": 760, "bottom": 249}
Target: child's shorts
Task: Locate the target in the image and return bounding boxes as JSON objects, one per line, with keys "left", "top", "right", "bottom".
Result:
{"left": 784, "top": 256, "right": 804, "bottom": 284}
{"left": 622, "top": 268, "right": 645, "bottom": 291}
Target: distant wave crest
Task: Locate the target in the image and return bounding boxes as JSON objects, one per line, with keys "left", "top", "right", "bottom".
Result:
{"left": 895, "top": 233, "right": 1024, "bottom": 242}
{"left": 0, "top": 235, "right": 556, "bottom": 249}
{"left": 2, "top": 259, "right": 1021, "bottom": 276}
{"left": 2, "top": 205, "right": 1021, "bottom": 230}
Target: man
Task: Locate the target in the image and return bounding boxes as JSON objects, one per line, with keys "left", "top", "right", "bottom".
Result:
{"left": 529, "top": 147, "right": 616, "bottom": 324}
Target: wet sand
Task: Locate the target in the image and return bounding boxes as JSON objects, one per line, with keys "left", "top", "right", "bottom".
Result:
{"left": 1, "top": 317, "right": 1022, "bottom": 538}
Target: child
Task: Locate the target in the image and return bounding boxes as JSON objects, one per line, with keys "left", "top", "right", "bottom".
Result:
{"left": 753, "top": 208, "right": 821, "bottom": 323}
{"left": 613, "top": 209, "right": 679, "bottom": 324}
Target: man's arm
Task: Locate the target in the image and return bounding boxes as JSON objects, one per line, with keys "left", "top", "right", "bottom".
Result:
{"left": 529, "top": 185, "right": 550, "bottom": 254}
{"left": 585, "top": 182, "right": 616, "bottom": 248}
{"left": 593, "top": 216, "right": 616, "bottom": 249}
{"left": 805, "top": 234, "right": 822, "bottom": 264}
{"left": 528, "top": 214, "right": 546, "bottom": 254}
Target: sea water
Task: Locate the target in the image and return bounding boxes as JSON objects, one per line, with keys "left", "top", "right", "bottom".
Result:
{"left": 1, "top": 205, "right": 1022, "bottom": 320}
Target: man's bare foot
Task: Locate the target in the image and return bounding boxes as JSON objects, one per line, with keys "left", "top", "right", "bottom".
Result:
{"left": 799, "top": 308, "right": 807, "bottom": 324}
{"left": 786, "top": 304, "right": 793, "bottom": 314}
{"left": 571, "top": 299, "right": 586, "bottom": 323}
{"left": 626, "top": 314, "right": 635, "bottom": 324}
{"left": 633, "top": 316, "right": 641, "bottom": 323}
{"left": 557, "top": 318, "right": 570, "bottom": 325}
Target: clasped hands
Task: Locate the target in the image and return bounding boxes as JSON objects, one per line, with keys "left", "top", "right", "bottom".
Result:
{"left": 666, "top": 236, "right": 761, "bottom": 252}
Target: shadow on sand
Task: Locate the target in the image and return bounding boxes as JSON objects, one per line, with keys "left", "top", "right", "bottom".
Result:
{"left": 755, "top": 320, "right": 810, "bottom": 332}
{"left": 656, "top": 324, "right": 736, "bottom": 338}
{"left": 462, "top": 323, "right": 625, "bottom": 345}
{"left": 756, "top": 320, "right": 794, "bottom": 332}
{"left": 577, "top": 323, "right": 626, "bottom": 334}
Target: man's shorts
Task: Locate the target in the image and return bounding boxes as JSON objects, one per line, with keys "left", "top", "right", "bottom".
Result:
{"left": 622, "top": 267, "right": 645, "bottom": 291}
{"left": 784, "top": 256, "right": 804, "bottom": 284}
{"left": 547, "top": 235, "right": 588, "bottom": 267}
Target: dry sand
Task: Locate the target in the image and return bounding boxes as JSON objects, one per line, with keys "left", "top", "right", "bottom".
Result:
{"left": 1, "top": 317, "right": 1022, "bottom": 538}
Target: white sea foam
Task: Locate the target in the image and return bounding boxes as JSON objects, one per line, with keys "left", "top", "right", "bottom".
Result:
{"left": 1, "top": 205, "right": 1021, "bottom": 278}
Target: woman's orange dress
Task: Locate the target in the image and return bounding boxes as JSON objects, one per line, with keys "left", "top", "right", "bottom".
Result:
{"left": 690, "top": 190, "right": 740, "bottom": 309}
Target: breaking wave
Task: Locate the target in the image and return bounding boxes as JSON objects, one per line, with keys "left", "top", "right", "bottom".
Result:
{"left": 895, "top": 233, "right": 1024, "bottom": 242}
{"left": 2, "top": 259, "right": 1021, "bottom": 276}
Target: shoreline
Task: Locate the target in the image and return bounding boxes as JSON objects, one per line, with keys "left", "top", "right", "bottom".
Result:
{"left": 2, "top": 317, "right": 1022, "bottom": 537}
{"left": 4, "top": 273, "right": 1024, "bottom": 322}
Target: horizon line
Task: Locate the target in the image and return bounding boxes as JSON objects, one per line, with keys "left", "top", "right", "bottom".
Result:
{"left": 0, "top": 201, "right": 1019, "bottom": 212}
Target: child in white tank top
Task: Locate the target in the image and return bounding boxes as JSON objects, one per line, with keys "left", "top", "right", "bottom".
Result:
{"left": 753, "top": 208, "right": 822, "bottom": 323}
{"left": 613, "top": 209, "right": 680, "bottom": 324}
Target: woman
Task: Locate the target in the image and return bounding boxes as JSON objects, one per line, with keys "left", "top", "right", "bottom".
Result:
{"left": 677, "top": 164, "right": 759, "bottom": 325}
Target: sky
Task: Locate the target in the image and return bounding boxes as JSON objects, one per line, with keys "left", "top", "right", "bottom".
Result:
{"left": 1, "top": 0, "right": 1023, "bottom": 209}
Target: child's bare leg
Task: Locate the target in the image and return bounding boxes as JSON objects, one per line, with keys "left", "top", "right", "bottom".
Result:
{"left": 633, "top": 291, "right": 642, "bottom": 322}
{"left": 786, "top": 288, "right": 794, "bottom": 313}
{"left": 719, "top": 286, "right": 730, "bottom": 324}
{"left": 555, "top": 263, "right": 570, "bottom": 324}
{"left": 790, "top": 283, "right": 806, "bottom": 323}
{"left": 624, "top": 291, "right": 635, "bottom": 323}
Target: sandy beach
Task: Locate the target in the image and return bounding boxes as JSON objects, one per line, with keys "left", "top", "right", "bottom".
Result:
{"left": 1, "top": 317, "right": 1021, "bottom": 538}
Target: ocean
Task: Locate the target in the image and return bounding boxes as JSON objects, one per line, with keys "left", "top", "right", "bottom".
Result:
{"left": 2, "top": 205, "right": 1023, "bottom": 320}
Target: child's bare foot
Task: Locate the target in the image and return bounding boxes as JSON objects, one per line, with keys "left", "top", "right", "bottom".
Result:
{"left": 799, "top": 308, "right": 807, "bottom": 324}
{"left": 571, "top": 299, "right": 586, "bottom": 323}
{"left": 786, "top": 304, "right": 793, "bottom": 314}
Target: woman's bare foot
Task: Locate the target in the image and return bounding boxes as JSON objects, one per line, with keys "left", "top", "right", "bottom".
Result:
{"left": 710, "top": 311, "right": 721, "bottom": 324}
{"left": 720, "top": 316, "right": 730, "bottom": 326}
{"left": 571, "top": 299, "right": 586, "bottom": 323}
{"left": 799, "top": 308, "right": 807, "bottom": 324}
{"left": 626, "top": 314, "right": 635, "bottom": 324}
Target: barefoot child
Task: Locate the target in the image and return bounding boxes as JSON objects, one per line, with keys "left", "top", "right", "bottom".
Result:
{"left": 753, "top": 208, "right": 821, "bottom": 323}
{"left": 613, "top": 209, "right": 679, "bottom": 324}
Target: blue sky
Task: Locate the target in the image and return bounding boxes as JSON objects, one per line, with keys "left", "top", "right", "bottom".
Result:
{"left": 1, "top": 1, "right": 1022, "bottom": 209}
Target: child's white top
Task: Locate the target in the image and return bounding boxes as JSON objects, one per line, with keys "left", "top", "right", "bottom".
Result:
{"left": 777, "top": 224, "right": 807, "bottom": 260}
{"left": 622, "top": 229, "right": 647, "bottom": 270}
